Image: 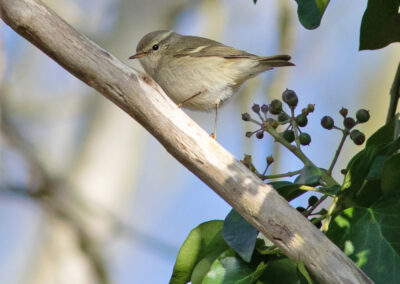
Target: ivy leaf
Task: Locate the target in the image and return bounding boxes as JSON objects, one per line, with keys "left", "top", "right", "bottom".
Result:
{"left": 338, "top": 119, "right": 400, "bottom": 209}
{"left": 294, "top": 165, "right": 323, "bottom": 186}
{"left": 367, "top": 155, "right": 389, "bottom": 180}
{"left": 381, "top": 153, "right": 400, "bottom": 195}
{"left": 170, "top": 221, "right": 229, "bottom": 284}
{"left": 223, "top": 210, "right": 259, "bottom": 263}
{"left": 366, "top": 117, "right": 399, "bottom": 147}
{"left": 269, "top": 181, "right": 305, "bottom": 201}
{"left": 327, "top": 194, "right": 400, "bottom": 282}
{"left": 202, "top": 249, "right": 266, "bottom": 284}
{"left": 294, "top": 0, "right": 330, "bottom": 29}
{"left": 318, "top": 185, "right": 341, "bottom": 196}
{"left": 360, "top": 0, "right": 400, "bottom": 50}
{"left": 257, "top": 258, "right": 299, "bottom": 283}
{"left": 297, "top": 259, "right": 313, "bottom": 284}
{"left": 191, "top": 250, "right": 225, "bottom": 284}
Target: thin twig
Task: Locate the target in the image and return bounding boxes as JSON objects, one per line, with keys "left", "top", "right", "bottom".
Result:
{"left": 306, "top": 194, "right": 329, "bottom": 217}
{"left": 258, "top": 169, "right": 302, "bottom": 180}
{"left": 290, "top": 108, "right": 301, "bottom": 148}
{"left": 327, "top": 129, "right": 349, "bottom": 175}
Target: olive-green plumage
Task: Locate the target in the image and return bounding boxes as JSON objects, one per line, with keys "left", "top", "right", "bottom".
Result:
{"left": 130, "top": 30, "right": 294, "bottom": 137}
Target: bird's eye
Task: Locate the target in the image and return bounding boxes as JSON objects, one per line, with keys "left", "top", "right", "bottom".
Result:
{"left": 152, "top": 44, "right": 159, "bottom": 51}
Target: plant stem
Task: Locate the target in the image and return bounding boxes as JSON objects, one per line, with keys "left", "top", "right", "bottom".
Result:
{"left": 311, "top": 214, "right": 328, "bottom": 224}
{"left": 291, "top": 108, "right": 301, "bottom": 148}
{"left": 306, "top": 194, "right": 329, "bottom": 217}
{"left": 264, "top": 124, "right": 339, "bottom": 187}
{"left": 259, "top": 169, "right": 302, "bottom": 180}
{"left": 323, "top": 195, "right": 339, "bottom": 232}
{"left": 327, "top": 129, "right": 349, "bottom": 175}
{"left": 386, "top": 61, "right": 400, "bottom": 124}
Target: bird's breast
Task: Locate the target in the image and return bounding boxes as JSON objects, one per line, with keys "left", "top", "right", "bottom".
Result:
{"left": 152, "top": 56, "right": 254, "bottom": 110}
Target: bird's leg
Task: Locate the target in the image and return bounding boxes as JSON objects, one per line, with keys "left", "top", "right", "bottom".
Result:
{"left": 177, "top": 90, "right": 205, "bottom": 108}
{"left": 210, "top": 101, "right": 220, "bottom": 140}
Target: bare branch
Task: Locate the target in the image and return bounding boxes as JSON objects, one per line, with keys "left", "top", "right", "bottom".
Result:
{"left": 0, "top": 0, "right": 372, "bottom": 282}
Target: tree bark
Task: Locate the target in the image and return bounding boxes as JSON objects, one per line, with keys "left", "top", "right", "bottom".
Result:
{"left": 0, "top": 0, "right": 373, "bottom": 283}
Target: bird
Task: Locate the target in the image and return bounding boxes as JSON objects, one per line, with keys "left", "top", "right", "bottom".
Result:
{"left": 129, "top": 30, "right": 294, "bottom": 139}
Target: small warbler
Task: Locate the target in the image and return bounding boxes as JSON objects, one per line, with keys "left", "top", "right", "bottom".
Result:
{"left": 129, "top": 30, "right": 294, "bottom": 138}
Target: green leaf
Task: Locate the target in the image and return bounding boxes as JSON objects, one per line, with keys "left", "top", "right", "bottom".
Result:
{"left": 351, "top": 179, "right": 382, "bottom": 208}
{"left": 381, "top": 153, "right": 400, "bottom": 195}
{"left": 338, "top": 120, "right": 400, "bottom": 209}
{"left": 297, "top": 259, "right": 313, "bottom": 284}
{"left": 258, "top": 258, "right": 299, "bottom": 283}
{"left": 294, "top": 0, "right": 330, "bottom": 29}
{"left": 269, "top": 181, "right": 305, "bottom": 201}
{"left": 360, "top": 0, "right": 400, "bottom": 50}
{"left": 367, "top": 155, "right": 389, "bottom": 180}
{"left": 202, "top": 249, "right": 265, "bottom": 284}
{"left": 294, "top": 166, "right": 323, "bottom": 186}
{"left": 223, "top": 210, "right": 259, "bottom": 263}
{"left": 170, "top": 220, "right": 229, "bottom": 284}
{"left": 191, "top": 251, "right": 224, "bottom": 284}
{"left": 366, "top": 117, "right": 398, "bottom": 147}
{"left": 318, "top": 185, "right": 341, "bottom": 196}
{"left": 327, "top": 195, "right": 400, "bottom": 282}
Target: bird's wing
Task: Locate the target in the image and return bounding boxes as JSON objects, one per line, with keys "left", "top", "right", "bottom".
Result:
{"left": 172, "top": 35, "right": 256, "bottom": 58}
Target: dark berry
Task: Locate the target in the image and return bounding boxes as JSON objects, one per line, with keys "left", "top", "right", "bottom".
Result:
{"left": 282, "top": 129, "right": 295, "bottom": 143}
{"left": 299, "top": 132, "right": 311, "bottom": 145}
{"left": 269, "top": 99, "right": 282, "bottom": 115}
{"left": 242, "top": 113, "right": 251, "bottom": 121}
{"left": 296, "top": 114, "right": 308, "bottom": 127}
{"left": 343, "top": 117, "right": 356, "bottom": 129}
{"left": 356, "top": 109, "right": 370, "bottom": 123}
{"left": 350, "top": 130, "right": 365, "bottom": 145}
{"left": 252, "top": 104, "right": 260, "bottom": 113}
{"left": 278, "top": 112, "right": 290, "bottom": 122}
{"left": 339, "top": 107, "right": 348, "bottom": 118}
{"left": 282, "top": 89, "right": 298, "bottom": 108}
{"left": 308, "top": 196, "right": 318, "bottom": 207}
{"left": 296, "top": 206, "right": 306, "bottom": 213}
{"left": 321, "top": 116, "right": 334, "bottom": 130}
{"left": 261, "top": 104, "right": 269, "bottom": 113}
{"left": 256, "top": 130, "right": 264, "bottom": 139}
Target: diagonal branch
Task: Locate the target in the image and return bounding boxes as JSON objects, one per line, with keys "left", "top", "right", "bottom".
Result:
{"left": 0, "top": 0, "right": 372, "bottom": 282}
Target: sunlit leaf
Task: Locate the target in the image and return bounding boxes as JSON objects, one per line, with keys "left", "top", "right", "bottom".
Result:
{"left": 327, "top": 195, "right": 400, "bottom": 282}
{"left": 202, "top": 249, "right": 266, "bottom": 284}
{"left": 170, "top": 221, "right": 228, "bottom": 284}
{"left": 297, "top": 259, "right": 313, "bottom": 284}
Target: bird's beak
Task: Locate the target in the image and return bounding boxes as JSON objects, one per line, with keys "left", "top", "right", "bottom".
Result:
{"left": 129, "top": 52, "right": 148, "bottom": 59}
